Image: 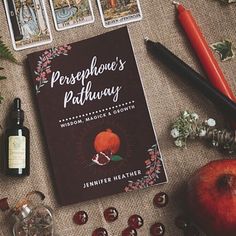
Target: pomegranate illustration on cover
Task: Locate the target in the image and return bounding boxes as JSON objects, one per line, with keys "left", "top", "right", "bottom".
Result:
{"left": 92, "top": 129, "right": 121, "bottom": 166}
{"left": 27, "top": 27, "right": 167, "bottom": 205}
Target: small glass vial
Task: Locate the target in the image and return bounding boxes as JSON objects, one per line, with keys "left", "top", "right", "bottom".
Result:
{"left": 5, "top": 98, "right": 30, "bottom": 176}
{"left": 12, "top": 198, "right": 54, "bottom": 236}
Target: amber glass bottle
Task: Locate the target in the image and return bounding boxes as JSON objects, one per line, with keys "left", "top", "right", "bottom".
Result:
{"left": 5, "top": 98, "right": 30, "bottom": 176}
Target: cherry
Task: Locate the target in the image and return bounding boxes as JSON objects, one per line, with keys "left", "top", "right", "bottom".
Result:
{"left": 128, "top": 214, "right": 144, "bottom": 229}
{"left": 184, "top": 225, "right": 200, "bottom": 236}
{"left": 104, "top": 207, "right": 118, "bottom": 222}
{"left": 175, "top": 215, "right": 190, "bottom": 230}
{"left": 153, "top": 192, "right": 169, "bottom": 208}
{"left": 73, "top": 211, "right": 88, "bottom": 225}
{"left": 150, "top": 222, "right": 165, "bottom": 236}
{"left": 92, "top": 227, "right": 108, "bottom": 236}
{"left": 121, "top": 227, "right": 137, "bottom": 236}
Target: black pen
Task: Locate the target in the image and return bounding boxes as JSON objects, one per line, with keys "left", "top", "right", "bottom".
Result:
{"left": 145, "top": 38, "right": 236, "bottom": 118}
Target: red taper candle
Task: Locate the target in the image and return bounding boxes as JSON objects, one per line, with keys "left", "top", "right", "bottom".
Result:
{"left": 174, "top": 2, "right": 236, "bottom": 102}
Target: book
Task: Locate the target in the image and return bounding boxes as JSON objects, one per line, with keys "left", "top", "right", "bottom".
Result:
{"left": 27, "top": 27, "right": 167, "bottom": 206}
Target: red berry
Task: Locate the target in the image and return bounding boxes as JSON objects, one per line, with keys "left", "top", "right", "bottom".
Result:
{"left": 150, "top": 222, "right": 165, "bottom": 236}
{"left": 122, "top": 227, "right": 137, "bottom": 236}
{"left": 104, "top": 207, "right": 118, "bottom": 222}
{"left": 73, "top": 211, "right": 88, "bottom": 225}
{"left": 0, "top": 198, "right": 9, "bottom": 211}
{"left": 128, "top": 214, "right": 144, "bottom": 229}
{"left": 92, "top": 227, "right": 108, "bottom": 236}
{"left": 153, "top": 192, "right": 169, "bottom": 208}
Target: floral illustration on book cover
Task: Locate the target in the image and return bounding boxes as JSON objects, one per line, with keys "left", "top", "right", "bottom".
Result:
{"left": 124, "top": 144, "right": 163, "bottom": 191}
{"left": 34, "top": 44, "right": 72, "bottom": 94}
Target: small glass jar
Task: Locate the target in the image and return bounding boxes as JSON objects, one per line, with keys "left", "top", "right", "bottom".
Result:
{"left": 12, "top": 192, "right": 54, "bottom": 236}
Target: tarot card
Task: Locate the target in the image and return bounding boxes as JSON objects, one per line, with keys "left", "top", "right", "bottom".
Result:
{"left": 49, "top": 0, "right": 94, "bottom": 31}
{"left": 97, "top": 0, "right": 142, "bottom": 28}
{"left": 3, "top": 0, "right": 52, "bottom": 51}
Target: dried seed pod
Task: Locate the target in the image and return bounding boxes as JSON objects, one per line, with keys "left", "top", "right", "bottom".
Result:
{"left": 171, "top": 111, "right": 236, "bottom": 154}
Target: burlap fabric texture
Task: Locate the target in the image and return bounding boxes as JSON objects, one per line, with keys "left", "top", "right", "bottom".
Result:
{"left": 0, "top": 0, "right": 236, "bottom": 235}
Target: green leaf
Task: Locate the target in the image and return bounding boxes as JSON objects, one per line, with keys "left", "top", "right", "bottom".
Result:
{"left": 0, "top": 76, "right": 6, "bottom": 80}
{"left": 210, "top": 40, "right": 235, "bottom": 61}
{"left": 0, "top": 38, "right": 17, "bottom": 63}
{"left": 0, "top": 37, "right": 19, "bottom": 106}
{"left": 111, "top": 155, "right": 123, "bottom": 161}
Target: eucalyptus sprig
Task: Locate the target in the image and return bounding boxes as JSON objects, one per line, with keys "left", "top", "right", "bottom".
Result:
{"left": 171, "top": 111, "right": 236, "bottom": 154}
{"left": 0, "top": 37, "right": 17, "bottom": 104}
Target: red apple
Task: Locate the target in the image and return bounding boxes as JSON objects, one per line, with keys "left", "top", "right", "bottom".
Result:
{"left": 187, "top": 159, "right": 236, "bottom": 236}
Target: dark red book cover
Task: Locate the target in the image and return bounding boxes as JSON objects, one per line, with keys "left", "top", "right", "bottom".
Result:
{"left": 27, "top": 27, "right": 167, "bottom": 206}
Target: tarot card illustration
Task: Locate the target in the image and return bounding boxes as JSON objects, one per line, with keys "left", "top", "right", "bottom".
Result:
{"left": 97, "top": 0, "right": 142, "bottom": 28}
{"left": 49, "top": 0, "right": 94, "bottom": 31}
{"left": 3, "top": 0, "right": 52, "bottom": 51}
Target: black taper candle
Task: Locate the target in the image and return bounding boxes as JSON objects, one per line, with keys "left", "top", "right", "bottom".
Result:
{"left": 145, "top": 39, "right": 236, "bottom": 118}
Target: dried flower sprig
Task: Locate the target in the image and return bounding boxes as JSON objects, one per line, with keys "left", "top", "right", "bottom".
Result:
{"left": 171, "top": 111, "right": 236, "bottom": 154}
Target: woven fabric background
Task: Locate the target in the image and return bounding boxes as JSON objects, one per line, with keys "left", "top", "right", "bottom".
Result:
{"left": 0, "top": 0, "right": 236, "bottom": 235}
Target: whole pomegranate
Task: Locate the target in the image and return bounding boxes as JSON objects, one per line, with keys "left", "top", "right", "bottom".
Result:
{"left": 94, "top": 129, "right": 120, "bottom": 154}
{"left": 187, "top": 159, "right": 236, "bottom": 236}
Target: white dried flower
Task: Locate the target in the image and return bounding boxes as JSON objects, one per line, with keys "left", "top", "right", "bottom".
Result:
{"left": 212, "top": 140, "right": 219, "bottom": 147}
{"left": 171, "top": 128, "right": 180, "bottom": 138}
{"left": 206, "top": 118, "right": 216, "bottom": 127}
{"left": 174, "top": 139, "right": 183, "bottom": 147}
{"left": 191, "top": 113, "right": 199, "bottom": 120}
{"left": 199, "top": 129, "right": 207, "bottom": 137}
{"left": 183, "top": 111, "right": 190, "bottom": 118}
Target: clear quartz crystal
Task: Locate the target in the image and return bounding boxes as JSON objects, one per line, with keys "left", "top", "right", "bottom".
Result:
{"left": 13, "top": 203, "right": 54, "bottom": 236}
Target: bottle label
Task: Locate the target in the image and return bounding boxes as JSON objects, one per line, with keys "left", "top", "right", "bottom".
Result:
{"left": 8, "top": 136, "right": 26, "bottom": 169}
